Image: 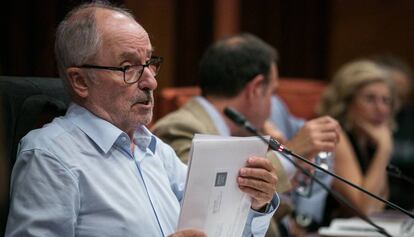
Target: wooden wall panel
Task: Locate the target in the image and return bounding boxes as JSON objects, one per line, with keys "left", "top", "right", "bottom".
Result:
{"left": 240, "top": 0, "right": 329, "bottom": 79}
{"left": 213, "top": 0, "right": 240, "bottom": 40}
{"left": 125, "top": 0, "right": 176, "bottom": 89}
{"left": 327, "top": 0, "right": 414, "bottom": 79}
{"left": 174, "top": 0, "right": 213, "bottom": 86}
{"left": 2, "top": 0, "right": 414, "bottom": 86}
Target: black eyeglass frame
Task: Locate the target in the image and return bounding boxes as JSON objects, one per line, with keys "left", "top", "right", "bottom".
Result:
{"left": 76, "top": 56, "right": 163, "bottom": 84}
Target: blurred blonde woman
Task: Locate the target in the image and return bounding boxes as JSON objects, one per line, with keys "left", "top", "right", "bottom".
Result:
{"left": 317, "top": 59, "right": 396, "bottom": 223}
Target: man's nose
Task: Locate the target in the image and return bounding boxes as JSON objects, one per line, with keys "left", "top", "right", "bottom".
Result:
{"left": 138, "top": 67, "right": 158, "bottom": 91}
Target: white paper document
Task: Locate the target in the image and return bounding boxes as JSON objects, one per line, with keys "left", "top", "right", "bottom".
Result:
{"left": 318, "top": 217, "right": 414, "bottom": 236}
{"left": 177, "top": 134, "right": 269, "bottom": 237}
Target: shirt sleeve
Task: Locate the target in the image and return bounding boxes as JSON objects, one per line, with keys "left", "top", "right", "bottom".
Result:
{"left": 157, "top": 138, "right": 188, "bottom": 202}
{"left": 6, "top": 149, "right": 79, "bottom": 237}
{"left": 242, "top": 193, "right": 280, "bottom": 237}
{"left": 270, "top": 96, "right": 305, "bottom": 140}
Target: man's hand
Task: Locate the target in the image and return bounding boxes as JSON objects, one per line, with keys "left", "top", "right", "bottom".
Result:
{"left": 237, "top": 156, "right": 278, "bottom": 211}
{"left": 285, "top": 116, "right": 340, "bottom": 159}
{"left": 262, "top": 120, "right": 287, "bottom": 144}
{"left": 168, "top": 229, "right": 206, "bottom": 237}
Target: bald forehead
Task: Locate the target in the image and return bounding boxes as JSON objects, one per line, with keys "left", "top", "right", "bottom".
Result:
{"left": 100, "top": 9, "right": 151, "bottom": 47}
{"left": 95, "top": 8, "right": 132, "bottom": 22}
{"left": 224, "top": 36, "right": 245, "bottom": 46}
{"left": 91, "top": 8, "right": 152, "bottom": 64}
{"left": 95, "top": 8, "right": 146, "bottom": 33}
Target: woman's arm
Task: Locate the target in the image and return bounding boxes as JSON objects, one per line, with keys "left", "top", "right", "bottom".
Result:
{"left": 332, "top": 129, "right": 391, "bottom": 215}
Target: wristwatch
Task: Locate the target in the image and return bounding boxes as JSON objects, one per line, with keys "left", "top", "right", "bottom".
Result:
{"left": 295, "top": 213, "right": 312, "bottom": 228}
{"left": 256, "top": 202, "right": 272, "bottom": 213}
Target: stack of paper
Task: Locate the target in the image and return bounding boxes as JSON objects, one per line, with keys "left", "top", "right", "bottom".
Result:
{"left": 177, "top": 134, "right": 269, "bottom": 237}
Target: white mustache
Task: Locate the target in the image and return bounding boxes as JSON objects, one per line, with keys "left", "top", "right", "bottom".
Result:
{"left": 133, "top": 91, "right": 153, "bottom": 104}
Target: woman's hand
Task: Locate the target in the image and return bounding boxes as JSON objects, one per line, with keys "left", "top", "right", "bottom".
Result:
{"left": 354, "top": 119, "right": 393, "bottom": 157}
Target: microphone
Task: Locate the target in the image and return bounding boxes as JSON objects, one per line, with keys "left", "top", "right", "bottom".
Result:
{"left": 224, "top": 107, "right": 394, "bottom": 237}
{"left": 224, "top": 107, "right": 285, "bottom": 153}
{"left": 275, "top": 142, "right": 392, "bottom": 236}
{"left": 223, "top": 107, "right": 257, "bottom": 134}
{"left": 224, "top": 107, "right": 414, "bottom": 219}
{"left": 387, "top": 164, "right": 414, "bottom": 186}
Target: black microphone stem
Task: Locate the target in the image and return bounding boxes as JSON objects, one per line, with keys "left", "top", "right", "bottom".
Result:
{"left": 269, "top": 138, "right": 414, "bottom": 219}
{"left": 223, "top": 107, "right": 414, "bottom": 219}
{"left": 244, "top": 119, "right": 391, "bottom": 236}
{"left": 388, "top": 172, "right": 414, "bottom": 186}
{"left": 277, "top": 150, "right": 392, "bottom": 237}
{"left": 387, "top": 164, "right": 414, "bottom": 186}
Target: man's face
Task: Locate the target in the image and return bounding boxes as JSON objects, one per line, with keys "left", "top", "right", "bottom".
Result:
{"left": 247, "top": 63, "right": 278, "bottom": 130}
{"left": 83, "top": 10, "right": 157, "bottom": 135}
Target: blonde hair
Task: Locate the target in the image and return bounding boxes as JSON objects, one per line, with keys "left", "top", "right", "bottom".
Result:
{"left": 317, "top": 59, "right": 396, "bottom": 129}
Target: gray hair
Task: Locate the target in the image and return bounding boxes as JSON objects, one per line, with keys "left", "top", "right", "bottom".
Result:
{"left": 54, "top": 1, "right": 135, "bottom": 93}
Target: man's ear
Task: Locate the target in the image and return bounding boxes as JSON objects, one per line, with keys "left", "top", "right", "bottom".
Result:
{"left": 66, "top": 67, "right": 89, "bottom": 98}
{"left": 244, "top": 74, "right": 265, "bottom": 100}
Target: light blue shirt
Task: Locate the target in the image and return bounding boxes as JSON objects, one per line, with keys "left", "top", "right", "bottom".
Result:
{"left": 270, "top": 95, "right": 332, "bottom": 223}
{"left": 270, "top": 96, "right": 305, "bottom": 140}
{"left": 6, "top": 103, "right": 277, "bottom": 237}
{"left": 270, "top": 95, "right": 305, "bottom": 178}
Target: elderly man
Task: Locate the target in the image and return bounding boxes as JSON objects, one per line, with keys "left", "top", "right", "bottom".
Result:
{"left": 6, "top": 2, "right": 279, "bottom": 237}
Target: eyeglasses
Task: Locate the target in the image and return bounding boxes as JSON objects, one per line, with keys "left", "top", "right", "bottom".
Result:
{"left": 357, "top": 93, "right": 392, "bottom": 107}
{"left": 77, "top": 56, "right": 163, "bottom": 84}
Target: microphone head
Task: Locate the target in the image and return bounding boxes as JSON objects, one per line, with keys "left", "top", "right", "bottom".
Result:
{"left": 223, "top": 107, "right": 246, "bottom": 126}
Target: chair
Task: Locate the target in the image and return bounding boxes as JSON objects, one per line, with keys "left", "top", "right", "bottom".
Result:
{"left": 0, "top": 76, "right": 69, "bottom": 235}
{"left": 0, "top": 76, "right": 70, "bottom": 167}
{"left": 153, "top": 78, "right": 327, "bottom": 122}
{"left": 276, "top": 78, "right": 327, "bottom": 120}
{"left": 154, "top": 86, "right": 200, "bottom": 121}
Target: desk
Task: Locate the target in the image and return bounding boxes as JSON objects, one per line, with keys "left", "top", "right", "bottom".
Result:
{"left": 316, "top": 210, "right": 412, "bottom": 237}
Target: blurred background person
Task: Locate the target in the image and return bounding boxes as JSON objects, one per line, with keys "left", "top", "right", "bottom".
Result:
{"left": 266, "top": 95, "right": 339, "bottom": 236}
{"left": 153, "top": 33, "right": 341, "bottom": 237}
{"left": 372, "top": 54, "right": 414, "bottom": 210}
{"left": 153, "top": 33, "right": 291, "bottom": 237}
{"left": 317, "top": 59, "right": 396, "bottom": 224}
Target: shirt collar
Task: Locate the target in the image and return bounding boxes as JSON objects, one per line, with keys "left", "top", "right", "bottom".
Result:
{"left": 195, "top": 96, "right": 230, "bottom": 136}
{"left": 67, "top": 103, "right": 157, "bottom": 154}
{"left": 133, "top": 126, "right": 157, "bottom": 154}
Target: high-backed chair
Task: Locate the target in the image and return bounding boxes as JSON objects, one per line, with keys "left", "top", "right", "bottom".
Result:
{"left": 154, "top": 86, "right": 200, "bottom": 121}
{"left": 153, "top": 78, "right": 327, "bottom": 122}
{"left": 0, "top": 76, "right": 70, "bottom": 167}
{"left": 0, "top": 76, "right": 69, "bottom": 235}
{"left": 276, "top": 78, "right": 327, "bottom": 120}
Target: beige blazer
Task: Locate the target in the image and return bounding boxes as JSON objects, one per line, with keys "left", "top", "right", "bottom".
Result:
{"left": 152, "top": 98, "right": 291, "bottom": 193}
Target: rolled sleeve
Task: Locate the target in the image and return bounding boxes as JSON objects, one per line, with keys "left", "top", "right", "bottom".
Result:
{"left": 242, "top": 193, "right": 280, "bottom": 237}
